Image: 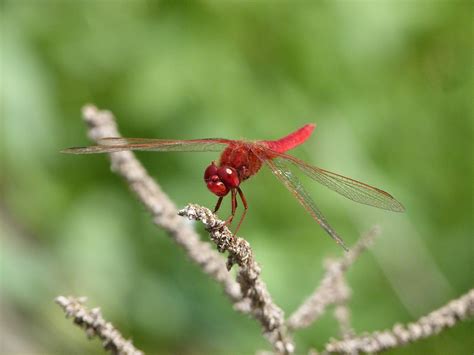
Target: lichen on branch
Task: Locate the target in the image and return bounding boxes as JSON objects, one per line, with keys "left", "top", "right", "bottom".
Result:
{"left": 323, "top": 289, "right": 474, "bottom": 354}
{"left": 55, "top": 296, "right": 143, "bottom": 355}
{"left": 178, "top": 203, "right": 294, "bottom": 354}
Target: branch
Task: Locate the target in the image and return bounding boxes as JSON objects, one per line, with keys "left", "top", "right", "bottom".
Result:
{"left": 323, "top": 289, "right": 474, "bottom": 354}
{"left": 287, "top": 227, "right": 380, "bottom": 331}
{"left": 178, "top": 204, "right": 294, "bottom": 354}
{"left": 77, "top": 105, "right": 291, "bottom": 353}
{"left": 333, "top": 297, "right": 354, "bottom": 339}
{"left": 79, "top": 105, "right": 241, "bottom": 302}
{"left": 55, "top": 296, "right": 143, "bottom": 355}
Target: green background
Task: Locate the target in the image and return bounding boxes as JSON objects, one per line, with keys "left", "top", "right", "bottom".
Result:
{"left": 2, "top": 1, "right": 472, "bottom": 354}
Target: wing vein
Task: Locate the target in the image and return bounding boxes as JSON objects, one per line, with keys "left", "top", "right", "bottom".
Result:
{"left": 62, "top": 138, "right": 231, "bottom": 154}
{"left": 251, "top": 146, "right": 348, "bottom": 251}
{"left": 255, "top": 144, "right": 404, "bottom": 212}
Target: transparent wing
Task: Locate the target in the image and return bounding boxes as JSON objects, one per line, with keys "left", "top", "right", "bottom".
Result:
{"left": 61, "top": 138, "right": 233, "bottom": 154}
{"left": 256, "top": 144, "right": 405, "bottom": 213}
{"left": 251, "top": 146, "right": 348, "bottom": 251}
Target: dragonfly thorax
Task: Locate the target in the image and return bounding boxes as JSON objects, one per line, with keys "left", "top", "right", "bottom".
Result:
{"left": 219, "top": 144, "right": 263, "bottom": 181}
{"left": 204, "top": 162, "right": 240, "bottom": 197}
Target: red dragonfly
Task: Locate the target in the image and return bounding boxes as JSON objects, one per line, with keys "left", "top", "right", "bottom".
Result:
{"left": 63, "top": 124, "right": 404, "bottom": 250}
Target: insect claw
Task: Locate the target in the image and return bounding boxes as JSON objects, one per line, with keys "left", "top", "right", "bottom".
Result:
{"left": 225, "top": 215, "right": 234, "bottom": 226}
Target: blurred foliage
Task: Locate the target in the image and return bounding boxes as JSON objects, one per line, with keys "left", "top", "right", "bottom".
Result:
{"left": 1, "top": 0, "right": 473, "bottom": 354}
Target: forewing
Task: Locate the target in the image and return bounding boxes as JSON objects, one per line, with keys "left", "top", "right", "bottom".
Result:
{"left": 257, "top": 144, "right": 405, "bottom": 212}
{"left": 251, "top": 146, "right": 348, "bottom": 251}
{"left": 62, "top": 138, "right": 232, "bottom": 154}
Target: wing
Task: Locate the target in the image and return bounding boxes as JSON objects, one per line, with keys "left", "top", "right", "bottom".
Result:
{"left": 61, "top": 138, "right": 233, "bottom": 154}
{"left": 256, "top": 144, "right": 405, "bottom": 213}
{"left": 251, "top": 146, "right": 348, "bottom": 251}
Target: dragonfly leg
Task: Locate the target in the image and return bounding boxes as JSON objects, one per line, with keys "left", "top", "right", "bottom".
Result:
{"left": 213, "top": 196, "right": 224, "bottom": 213}
{"left": 225, "top": 189, "right": 237, "bottom": 226}
{"left": 233, "top": 187, "right": 248, "bottom": 235}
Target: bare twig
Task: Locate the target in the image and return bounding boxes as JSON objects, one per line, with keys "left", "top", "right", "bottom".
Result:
{"left": 333, "top": 298, "right": 354, "bottom": 339}
{"left": 178, "top": 203, "right": 294, "bottom": 354}
{"left": 323, "top": 288, "right": 474, "bottom": 354}
{"left": 287, "top": 227, "right": 380, "bottom": 331}
{"left": 79, "top": 105, "right": 241, "bottom": 302}
{"left": 55, "top": 296, "right": 143, "bottom": 355}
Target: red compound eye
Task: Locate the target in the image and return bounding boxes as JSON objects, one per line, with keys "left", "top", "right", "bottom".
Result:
{"left": 207, "top": 180, "right": 229, "bottom": 196}
{"left": 204, "top": 162, "right": 218, "bottom": 181}
{"left": 217, "top": 166, "right": 240, "bottom": 188}
{"left": 204, "top": 162, "right": 229, "bottom": 196}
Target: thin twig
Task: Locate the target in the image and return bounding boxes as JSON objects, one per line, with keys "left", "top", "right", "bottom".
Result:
{"left": 333, "top": 296, "right": 354, "bottom": 339}
{"left": 79, "top": 105, "right": 241, "bottom": 302}
{"left": 55, "top": 296, "right": 143, "bottom": 355}
{"left": 178, "top": 203, "right": 294, "bottom": 354}
{"left": 287, "top": 226, "right": 380, "bottom": 331}
{"left": 323, "top": 288, "right": 474, "bottom": 354}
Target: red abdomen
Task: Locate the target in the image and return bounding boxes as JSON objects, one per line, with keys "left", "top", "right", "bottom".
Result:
{"left": 219, "top": 124, "right": 315, "bottom": 182}
{"left": 263, "top": 123, "right": 315, "bottom": 153}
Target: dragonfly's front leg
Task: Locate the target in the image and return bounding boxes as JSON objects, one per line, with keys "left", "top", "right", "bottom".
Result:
{"left": 233, "top": 187, "right": 248, "bottom": 235}
{"left": 225, "top": 188, "right": 237, "bottom": 227}
{"left": 213, "top": 196, "right": 224, "bottom": 213}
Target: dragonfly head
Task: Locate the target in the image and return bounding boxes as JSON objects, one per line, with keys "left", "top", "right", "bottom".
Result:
{"left": 204, "top": 162, "right": 240, "bottom": 197}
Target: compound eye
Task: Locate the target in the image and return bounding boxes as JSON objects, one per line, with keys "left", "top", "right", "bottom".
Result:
{"left": 207, "top": 180, "right": 229, "bottom": 196}
{"left": 217, "top": 166, "right": 240, "bottom": 188}
{"left": 204, "top": 162, "right": 218, "bottom": 181}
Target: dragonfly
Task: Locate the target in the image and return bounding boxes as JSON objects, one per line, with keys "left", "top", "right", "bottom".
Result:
{"left": 62, "top": 124, "right": 404, "bottom": 250}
